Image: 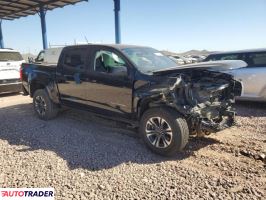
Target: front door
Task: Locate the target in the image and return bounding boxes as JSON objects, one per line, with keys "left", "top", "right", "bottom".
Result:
{"left": 84, "top": 47, "right": 133, "bottom": 118}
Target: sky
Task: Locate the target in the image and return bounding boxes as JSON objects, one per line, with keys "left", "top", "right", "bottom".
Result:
{"left": 1, "top": 0, "right": 266, "bottom": 55}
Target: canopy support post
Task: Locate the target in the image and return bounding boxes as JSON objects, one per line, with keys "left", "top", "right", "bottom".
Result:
{"left": 39, "top": 5, "right": 48, "bottom": 49}
{"left": 0, "top": 20, "right": 4, "bottom": 48}
{"left": 114, "top": 0, "right": 121, "bottom": 44}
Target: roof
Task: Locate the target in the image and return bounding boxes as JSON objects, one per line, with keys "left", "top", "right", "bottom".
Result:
{"left": 0, "top": 0, "right": 87, "bottom": 20}
{"left": 101, "top": 44, "right": 148, "bottom": 50}
{"left": 209, "top": 48, "right": 266, "bottom": 55}
{"left": 63, "top": 44, "right": 149, "bottom": 50}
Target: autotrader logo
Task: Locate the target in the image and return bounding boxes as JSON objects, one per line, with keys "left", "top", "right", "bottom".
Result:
{"left": 0, "top": 188, "right": 54, "bottom": 200}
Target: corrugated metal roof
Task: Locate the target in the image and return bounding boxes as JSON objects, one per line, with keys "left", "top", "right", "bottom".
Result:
{"left": 0, "top": 0, "right": 88, "bottom": 20}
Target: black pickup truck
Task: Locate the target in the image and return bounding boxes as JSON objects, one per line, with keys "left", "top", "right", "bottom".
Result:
{"left": 21, "top": 44, "right": 242, "bottom": 156}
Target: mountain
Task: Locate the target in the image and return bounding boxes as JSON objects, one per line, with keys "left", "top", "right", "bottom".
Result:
{"left": 161, "top": 50, "right": 217, "bottom": 56}
{"left": 180, "top": 50, "right": 217, "bottom": 56}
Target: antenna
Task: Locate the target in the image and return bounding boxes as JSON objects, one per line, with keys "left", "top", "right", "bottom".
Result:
{"left": 84, "top": 36, "right": 89, "bottom": 44}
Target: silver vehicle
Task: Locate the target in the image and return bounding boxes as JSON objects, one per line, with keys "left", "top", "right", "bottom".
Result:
{"left": 34, "top": 47, "right": 63, "bottom": 64}
{"left": 204, "top": 49, "right": 266, "bottom": 102}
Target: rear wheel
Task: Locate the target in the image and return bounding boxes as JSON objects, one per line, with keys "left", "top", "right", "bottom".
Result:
{"left": 33, "top": 89, "right": 58, "bottom": 120}
{"left": 140, "top": 107, "right": 189, "bottom": 156}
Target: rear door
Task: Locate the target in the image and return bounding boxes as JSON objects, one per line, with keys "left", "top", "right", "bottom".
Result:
{"left": 56, "top": 47, "right": 89, "bottom": 105}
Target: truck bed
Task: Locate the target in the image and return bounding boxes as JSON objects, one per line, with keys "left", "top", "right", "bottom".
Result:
{"left": 21, "top": 63, "right": 57, "bottom": 96}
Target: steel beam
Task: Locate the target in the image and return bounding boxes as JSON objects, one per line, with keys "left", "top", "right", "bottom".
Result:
{"left": 114, "top": 0, "right": 121, "bottom": 44}
{"left": 39, "top": 6, "right": 48, "bottom": 49}
{"left": 0, "top": 20, "right": 4, "bottom": 48}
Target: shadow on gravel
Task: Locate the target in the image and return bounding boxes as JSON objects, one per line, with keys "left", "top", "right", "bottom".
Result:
{"left": 0, "top": 92, "right": 21, "bottom": 98}
{"left": 0, "top": 103, "right": 220, "bottom": 171}
{"left": 235, "top": 101, "right": 266, "bottom": 117}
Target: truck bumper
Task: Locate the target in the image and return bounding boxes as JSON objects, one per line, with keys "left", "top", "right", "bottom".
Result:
{"left": 0, "top": 82, "right": 22, "bottom": 94}
{"left": 195, "top": 110, "right": 236, "bottom": 136}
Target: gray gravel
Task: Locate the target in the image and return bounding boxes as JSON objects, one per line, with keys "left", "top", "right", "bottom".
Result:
{"left": 0, "top": 94, "right": 265, "bottom": 200}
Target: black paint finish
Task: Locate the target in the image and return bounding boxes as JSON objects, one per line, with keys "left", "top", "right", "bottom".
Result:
{"left": 21, "top": 44, "right": 242, "bottom": 133}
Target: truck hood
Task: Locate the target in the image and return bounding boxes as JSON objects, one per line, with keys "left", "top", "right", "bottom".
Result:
{"left": 153, "top": 60, "right": 247, "bottom": 75}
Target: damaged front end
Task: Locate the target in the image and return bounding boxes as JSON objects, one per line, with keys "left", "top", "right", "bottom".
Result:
{"left": 159, "top": 69, "right": 242, "bottom": 136}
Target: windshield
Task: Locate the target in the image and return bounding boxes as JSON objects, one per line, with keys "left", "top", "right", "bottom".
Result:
{"left": 122, "top": 47, "right": 177, "bottom": 73}
{"left": 0, "top": 52, "right": 23, "bottom": 61}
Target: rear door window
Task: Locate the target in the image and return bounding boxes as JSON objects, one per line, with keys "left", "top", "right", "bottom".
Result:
{"left": 63, "top": 48, "right": 86, "bottom": 71}
{"left": 245, "top": 52, "right": 266, "bottom": 67}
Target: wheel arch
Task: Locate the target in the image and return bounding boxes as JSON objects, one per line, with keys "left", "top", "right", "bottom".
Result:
{"left": 30, "top": 81, "right": 60, "bottom": 104}
{"left": 137, "top": 97, "right": 185, "bottom": 120}
{"left": 29, "top": 81, "right": 45, "bottom": 97}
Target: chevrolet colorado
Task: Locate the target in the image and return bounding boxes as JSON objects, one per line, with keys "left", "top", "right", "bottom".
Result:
{"left": 21, "top": 44, "right": 242, "bottom": 156}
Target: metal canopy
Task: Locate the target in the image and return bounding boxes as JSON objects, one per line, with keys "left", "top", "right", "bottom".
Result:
{"left": 0, "top": 0, "right": 87, "bottom": 20}
{"left": 0, "top": 0, "right": 121, "bottom": 49}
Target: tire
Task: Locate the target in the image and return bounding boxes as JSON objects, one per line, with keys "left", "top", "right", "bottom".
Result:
{"left": 140, "top": 107, "right": 189, "bottom": 156}
{"left": 33, "top": 89, "right": 58, "bottom": 120}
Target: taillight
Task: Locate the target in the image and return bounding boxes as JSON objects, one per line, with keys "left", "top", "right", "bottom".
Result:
{"left": 19, "top": 64, "right": 23, "bottom": 80}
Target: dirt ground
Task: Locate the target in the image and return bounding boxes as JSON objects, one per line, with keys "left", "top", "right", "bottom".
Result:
{"left": 0, "top": 94, "right": 265, "bottom": 200}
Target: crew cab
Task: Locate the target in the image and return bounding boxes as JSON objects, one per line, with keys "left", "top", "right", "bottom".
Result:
{"left": 0, "top": 49, "right": 24, "bottom": 94}
{"left": 21, "top": 44, "right": 242, "bottom": 156}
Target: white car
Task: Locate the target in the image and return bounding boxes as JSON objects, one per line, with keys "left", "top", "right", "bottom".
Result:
{"left": 0, "top": 49, "right": 25, "bottom": 94}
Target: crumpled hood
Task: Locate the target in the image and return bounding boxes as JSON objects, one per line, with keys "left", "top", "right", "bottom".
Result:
{"left": 153, "top": 60, "right": 247, "bottom": 74}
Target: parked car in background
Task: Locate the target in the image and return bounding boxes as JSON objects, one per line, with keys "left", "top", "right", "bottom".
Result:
{"left": 204, "top": 49, "right": 266, "bottom": 102}
{"left": 199, "top": 55, "right": 207, "bottom": 60}
{"left": 184, "top": 55, "right": 198, "bottom": 63}
{"left": 193, "top": 55, "right": 206, "bottom": 62}
{"left": 172, "top": 55, "right": 192, "bottom": 64}
{"left": 21, "top": 44, "right": 242, "bottom": 156}
{"left": 168, "top": 55, "right": 185, "bottom": 65}
{"left": 0, "top": 49, "right": 24, "bottom": 94}
{"left": 34, "top": 47, "right": 63, "bottom": 64}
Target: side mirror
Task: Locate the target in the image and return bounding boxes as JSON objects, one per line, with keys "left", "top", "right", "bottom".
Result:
{"left": 110, "top": 66, "right": 127, "bottom": 77}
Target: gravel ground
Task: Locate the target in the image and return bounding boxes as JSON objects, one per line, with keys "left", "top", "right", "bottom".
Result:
{"left": 0, "top": 94, "right": 265, "bottom": 200}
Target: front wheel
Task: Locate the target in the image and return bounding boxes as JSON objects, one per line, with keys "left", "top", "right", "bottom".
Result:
{"left": 33, "top": 89, "right": 59, "bottom": 120}
{"left": 140, "top": 107, "right": 189, "bottom": 156}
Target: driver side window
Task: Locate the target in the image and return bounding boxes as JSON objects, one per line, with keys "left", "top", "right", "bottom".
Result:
{"left": 94, "top": 50, "right": 126, "bottom": 73}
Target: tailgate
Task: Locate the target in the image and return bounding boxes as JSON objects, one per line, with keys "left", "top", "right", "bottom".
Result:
{"left": 0, "top": 62, "right": 21, "bottom": 81}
